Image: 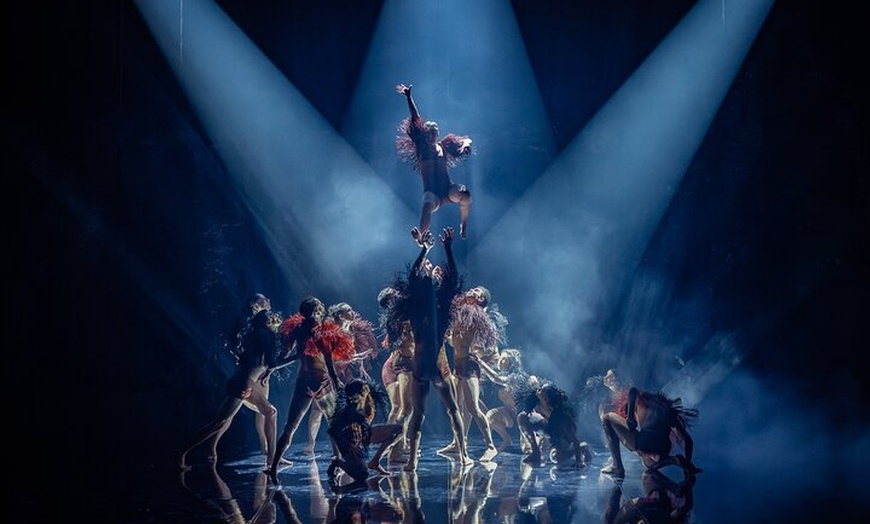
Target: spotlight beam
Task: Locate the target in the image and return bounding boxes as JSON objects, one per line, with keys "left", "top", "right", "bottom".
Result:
{"left": 134, "top": 0, "right": 416, "bottom": 306}
{"left": 342, "top": 0, "right": 556, "bottom": 250}
{"left": 468, "top": 0, "right": 776, "bottom": 388}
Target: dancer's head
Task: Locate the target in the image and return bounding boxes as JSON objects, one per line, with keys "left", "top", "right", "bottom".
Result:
{"left": 498, "top": 348, "right": 522, "bottom": 373}
{"left": 423, "top": 120, "right": 439, "bottom": 141}
{"left": 299, "top": 296, "right": 325, "bottom": 323}
{"left": 344, "top": 378, "right": 370, "bottom": 400}
{"left": 328, "top": 302, "right": 354, "bottom": 325}
{"left": 536, "top": 383, "right": 568, "bottom": 410}
{"left": 378, "top": 287, "right": 398, "bottom": 308}
{"left": 248, "top": 293, "right": 271, "bottom": 314}
{"left": 464, "top": 286, "right": 491, "bottom": 307}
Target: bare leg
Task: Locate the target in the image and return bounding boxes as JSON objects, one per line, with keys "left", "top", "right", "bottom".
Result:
{"left": 255, "top": 412, "right": 268, "bottom": 455}
{"left": 517, "top": 411, "right": 542, "bottom": 465}
{"left": 449, "top": 186, "right": 472, "bottom": 239}
{"left": 305, "top": 406, "right": 323, "bottom": 455}
{"left": 177, "top": 397, "right": 244, "bottom": 470}
{"left": 368, "top": 424, "right": 403, "bottom": 475}
{"left": 403, "top": 379, "right": 429, "bottom": 472}
{"left": 269, "top": 388, "right": 313, "bottom": 478}
{"left": 437, "top": 375, "right": 461, "bottom": 454}
{"left": 601, "top": 413, "right": 631, "bottom": 477}
{"left": 463, "top": 376, "right": 498, "bottom": 461}
{"left": 390, "top": 373, "right": 413, "bottom": 461}
{"left": 418, "top": 200, "right": 436, "bottom": 239}
{"left": 246, "top": 392, "right": 279, "bottom": 467}
{"left": 386, "top": 382, "right": 401, "bottom": 425}
{"left": 435, "top": 380, "right": 473, "bottom": 466}
{"left": 487, "top": 407, "right": 513, "bottom": 452}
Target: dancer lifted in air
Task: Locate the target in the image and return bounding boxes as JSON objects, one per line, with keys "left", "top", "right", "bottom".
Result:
{"left": 396, "top": 83, "right": 474, "bottom": 244}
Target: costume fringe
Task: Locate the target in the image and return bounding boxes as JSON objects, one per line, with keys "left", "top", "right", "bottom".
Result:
{"left": 350, "top": 315, "right": 378, "bottom": 357}
{"left": 449, "top": 301, "right": 502, "bottom": 349}
{"left": 313, "top": 320, "right": 355, "bottom": 362}
{"left": 395, "top": 117, "right": 473, "bottom": 171}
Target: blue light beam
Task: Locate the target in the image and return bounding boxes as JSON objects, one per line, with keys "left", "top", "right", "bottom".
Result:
{"left": 342, "top": 0, "right": 555, "bottom": 246}
{"left": 467, "top": 0, "right": 776, "bottom": 388}
{"left": 134, "top": 0, "right": 417, "bottom": 305}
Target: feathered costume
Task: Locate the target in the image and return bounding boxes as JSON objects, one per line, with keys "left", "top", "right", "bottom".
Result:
{"left": 396, "top": 117, "right": 473, "bottom": 172}
{"left": 449, "top": 299, "right": 506, "bottom": 351}
{"left": 350, "top": 314, "right": 379, "bottom": 357}
{"left": 378, "top": 274, "right": 412, "bottom": 353}
{"left": 279, "top": 314, "right": 354, "bottom": 362}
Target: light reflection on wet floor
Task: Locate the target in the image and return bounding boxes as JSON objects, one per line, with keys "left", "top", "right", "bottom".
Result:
{"left": 130, "top": 442, "right": 698, "bottom": 523}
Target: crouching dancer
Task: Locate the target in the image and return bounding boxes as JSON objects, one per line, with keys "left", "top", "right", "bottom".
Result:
{"left": 327, "top": 379, "right": 403, "bottom": 491}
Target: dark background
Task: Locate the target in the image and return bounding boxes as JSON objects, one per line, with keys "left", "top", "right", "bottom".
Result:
{"left": 8, "top": 1, "right": 868, "bottom": 522}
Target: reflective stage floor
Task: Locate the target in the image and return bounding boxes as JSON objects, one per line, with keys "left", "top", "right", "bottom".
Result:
{"left": 100, "top": 439, "right": 867, "bottom": 524}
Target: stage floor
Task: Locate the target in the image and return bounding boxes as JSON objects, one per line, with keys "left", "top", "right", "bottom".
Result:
{"left": 100, "top": 436, "right": 868, "bottom": 524}
{"left": 121, "top": 440, "right": 701, "bottom": 524}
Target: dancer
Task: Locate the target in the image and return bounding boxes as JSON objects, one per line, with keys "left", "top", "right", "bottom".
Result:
{"left": 228, "top": 294, "right": 285, "bottom": 461}
{"left": 265, "top": 296, "right": 355, "bottom": 480}
{"left": 377, "top": 286, "right": 416, "bottom": 462}
{"left": 326, "top": 378, "right": 403, "bottom": 491}
{"left": 516, "top": 383, "right": 592, "bottom": 469}
{"left": 473, "top": 348, "right": 536, "bottom": 453}
{"left": 329, "top": 302, "right": 379, "bottom": 383}
{"left": 176, "top": 294, "right": 280, "bottom": 470}
{"left": 403, "top": 227, "right": 472, "bottom": 469}
{"left": 395, "top": 83, "right": 474, "bottom": 243}
{"left": 440, "top": 285, "right": 506, "bottom": 461}
{"left": 305, "top": 302, "right": 380, "bottom": 455}
{"left": 600, "top": 386, "right": 701, "bottom": 478}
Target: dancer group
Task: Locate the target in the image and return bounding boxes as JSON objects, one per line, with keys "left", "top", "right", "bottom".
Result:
{"left": 175, "top": 83, "right": 701, "bottom": 493}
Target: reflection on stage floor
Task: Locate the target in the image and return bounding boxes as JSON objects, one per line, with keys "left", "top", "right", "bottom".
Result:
{"left": 130, "top": 442, "right": 699, "bottom": 523}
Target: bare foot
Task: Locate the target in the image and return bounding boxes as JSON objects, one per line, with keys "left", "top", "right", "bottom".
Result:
{"left": 265, "top": 457, "right": 293, "bottom": 467}
{"left": 437, "top": 442, "right": 459, "bottom": 455}
{"left": 480, "top": 446, "right": 498, "bottom": 463}
{"left": 459, "top": 454, "right": 474, "bottom": 467}
{"left": 368, "top": 460, "right": 390, "bottom": 475}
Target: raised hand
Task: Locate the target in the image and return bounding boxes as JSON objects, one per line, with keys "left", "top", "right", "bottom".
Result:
{"left": 396, "top": 83, "right": 412, "bottom": 96}
{"left": 421, "top": 229, "right": 435, "bottom": 249}
{"left": 439, "top": 226, "right": 454, "bottom": 247}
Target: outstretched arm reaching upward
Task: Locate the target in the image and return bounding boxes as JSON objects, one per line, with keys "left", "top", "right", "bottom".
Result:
{"left": 440, "top": 227, "right": 456, "bottom": 274}
{"left": 411, "top": 229, "right": 435, "bottom": 276}
{"left": 396, "top": 83, "right": 420, "bottom": 122}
